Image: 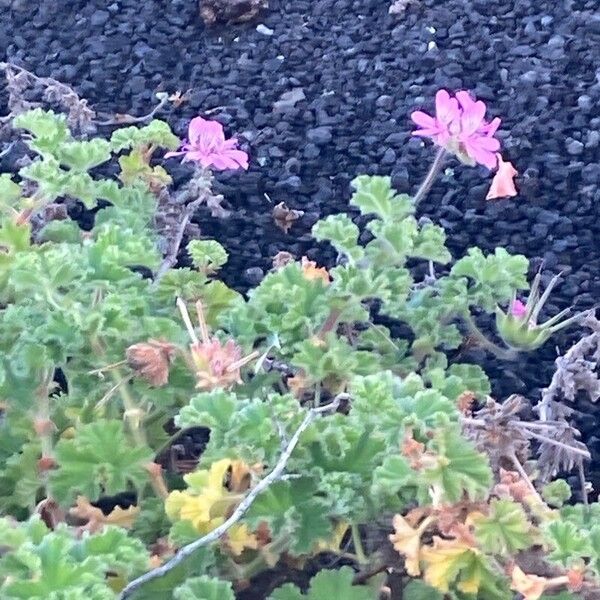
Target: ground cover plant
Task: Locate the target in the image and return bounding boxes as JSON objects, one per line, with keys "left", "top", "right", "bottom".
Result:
{"left": 1, "top": 68, "right": 600, "bottom": 599}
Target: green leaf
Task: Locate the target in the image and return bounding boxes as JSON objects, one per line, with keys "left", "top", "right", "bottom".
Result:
{"left": 451, "top": 247, "right": 529, "bottom": 311}
{"left": 245, "top": 478, "right": 332, "bottom": 554}
{"left": 110, "top": 120, "right": 179, "bottom": 152}
{"left": 402, "top": 580, "right": 443, "bottom": 600}
{"left": 0, "top": 174, "right": 22, "bottom": 209}
{"left": 76, "top": 527, "right": 149, "bottom": 578}
{"left": 173, "top": 575, "right": 235, "bottom": 600}
{"left": 545, "top": 521, "right": 591, "bottom": 567}
{"left": 37, "top": 219, "right": 82, "bottom": 243}
{"left": 542, "top": 480, "right": 572, "bottom": 508}
{"left": 474, "top": 499, "right": 531, "bottom": 554}
{"left": 350, "top": 174, "right": 413, "bottom": 220}
{"left": 50, "top": 420, "right": 152, "bottom": 504}
{"left": 57, "top": 139, "right": 112, "bottom": 171}
{"left": 176, "top": 389, "right": 237, "bottom": 430}
{"left": 423, "top": 427, "right": 492, "bottom": 503}
{"left": 269, "top": 567, "right": 374, "bottom": 600}
{"left": 371, "top": 455, "right": 417, "bottom": 504}
{"left": 187, "top": 240, "right": 228, "bottom": 272}
{"left": 13, "top": 109, "right": 71, "bottom": 157}
{"left": 312, "top": 214, "right": 363, "bottom": 262}
{"left": 129, "top": 547, "right": 216, "bottom": 600}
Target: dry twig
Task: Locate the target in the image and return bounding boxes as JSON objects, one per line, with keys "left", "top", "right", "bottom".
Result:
{"left": 119, "top": 397, "right": 342, "bottom": 599}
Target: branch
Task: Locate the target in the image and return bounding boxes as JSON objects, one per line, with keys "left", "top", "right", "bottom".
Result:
{"left": 94, "top": 94, "right": 170, "bottom": 126}
{"left": 118, "top": 398, "right": 342, "bottom": 599}
{"left": 151, "top": 195, "right": 205, "bottom": 287}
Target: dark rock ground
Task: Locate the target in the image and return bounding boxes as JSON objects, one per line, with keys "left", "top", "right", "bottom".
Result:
{"left": 2, "top": 0, "right": 600, "bottom": 492}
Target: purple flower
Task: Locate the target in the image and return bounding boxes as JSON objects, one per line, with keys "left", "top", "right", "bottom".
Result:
{"left": 166, "top": 117, "right": 249, "bottom": 170}
{"left": 411, "top": 89, "right": 501, "bottom": 169}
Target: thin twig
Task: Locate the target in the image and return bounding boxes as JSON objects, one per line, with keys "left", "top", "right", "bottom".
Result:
{"left": 152, "top": 195, "right": 207, "bottom": 287}
{"left": 94, "top": 94, "right": 170, "bottom": 126}
{"left": 578, "top": 461, "right": 589, "bottom": 506}
{"left": 520, "top": 429, "right": 590, "bottom": 459}
{"left": 119, "top": 398, "right": 342, "bottom": 599}
{"left": 510, "top": 451, "right": 545, "bottom": 505}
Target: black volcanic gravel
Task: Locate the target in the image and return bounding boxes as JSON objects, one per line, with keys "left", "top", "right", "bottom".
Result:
{"left": 2, "top": 0, "right": 600, "bottom": 489}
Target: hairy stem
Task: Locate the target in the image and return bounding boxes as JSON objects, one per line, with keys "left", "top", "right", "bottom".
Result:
{"left": 413, "top": 147, "right": 447, "bottom": 206}
{"left": 462, "top": 311, "right": 517, "bottom": 360}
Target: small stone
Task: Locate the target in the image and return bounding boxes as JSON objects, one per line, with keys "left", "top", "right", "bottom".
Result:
{"left": 243, "top": 267, "right": 264, "bottom": 285}
{"left": 586, "top": 131, "right": 600, "bottom": 148}
{"left": 582, "top": 164, "right": 600, "bottom": 184}
{"left": 306, "top": 127, "right": 332, "bottom": 145}
{"left": 303, "top": 143, "right": 320, "bottom": 159}
{"left": 256, "top": 23, "right": 274, "bottom": 35}
{"left": 273, "top": 88, "right": 305, "bottom": 112}
{"left": 578, "top": 95, "right": 593, "bottom": 112}
{"left": 566, "top": 139, "right": 584, "bottom": 155}
{"left": 381, "top": 148, "right": 396, "bottom": 165}
{"left": 275, "top": 175, "right": 302, "bottom": 190}
{"left": 90, "top": 10, "right": 110, "bottom": 26}
{"left": 376, "top": 95, "right": 393, "bottom": 110}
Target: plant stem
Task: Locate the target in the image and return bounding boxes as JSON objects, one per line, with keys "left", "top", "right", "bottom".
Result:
{"left": 462, "top": 311, "right": 517, "bottom": 360}
{"left": 351, "top": 524, "right": 367, "bottom": 564}
{"left": 413, "top": 147, "right": 447, "bottom": 206}
{"left": 119, "top": 398, "right": 343, "bottom": 599}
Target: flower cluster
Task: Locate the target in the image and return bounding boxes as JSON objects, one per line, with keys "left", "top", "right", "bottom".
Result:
{"left": 166, "top": 116, "right": 249, "bottom": 170}
{"left": 411, "top": 89, "right": 501, "bottom": 169}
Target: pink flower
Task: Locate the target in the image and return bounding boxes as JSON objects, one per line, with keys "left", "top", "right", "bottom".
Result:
{"left": 411, "top": 89, "right": 501, "bottom": 169}
{"left": 411, "top": 90, "right": 460, "bottom": 146}
{"left": 510, "top": 299, "right": 527, "bottom": 319}
{"left": 486, "top": 154, "right": 518, "bottom": 200}
{"left": 166, "top": 116, "right": 249, "bottom": 170}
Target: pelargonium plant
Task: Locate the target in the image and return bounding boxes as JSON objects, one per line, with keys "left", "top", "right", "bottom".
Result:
{"left": 0, "top": 80, "right": 596, "bottom": 600}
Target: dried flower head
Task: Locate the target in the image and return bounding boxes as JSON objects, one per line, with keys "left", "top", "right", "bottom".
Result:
{"left": 126, "top": 339, "right": 177, "bottom": 387}
{"left": 486, "top": 154, "right": 518, "bottom": 200}
{"left": 411, "top": 89, "right": 501, "bottom": 169}
{"left": 165, "top": 116, "right": 249, "bottom": 170}
{"left": 301, "top": 256, "right": 330, "bottom": 285}
{"left": 177, "top": 298, "right": 257, "bottom": 390}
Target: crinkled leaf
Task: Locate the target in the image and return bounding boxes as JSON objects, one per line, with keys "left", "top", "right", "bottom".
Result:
{"left": 423, "top": 427, "right": 492, "bottom": 502}
{"left": 50, "top": 420, "right": 152, "bottom": 504}
{"left": 57, "top": 139, "right": 111, "bottom": 172}
{"left": 188, "top": 240, "right": 228, "bottom": 272}
{"left": 545, "top": 521, "right": 591, "bottom": 567}
{"left": 245, "top": 478, "right": 332, "bottom": 554}
{"left": 269, "top": 567, "right": 374, "bottom": 600}
{"left": 350, "top": 174, "right": 413, "bottom": 220}
{"left": 474, "top": 499, "right": 531, "bottom": 554}
{"left": 173, "top": 575, "right": 235, "bottom": 600}
{"left": 312, "top": 214, "right": 363, "bottom": 262}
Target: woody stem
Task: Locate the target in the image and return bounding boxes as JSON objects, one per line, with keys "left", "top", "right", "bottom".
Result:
{"left": 414, "top": 146, "right": 447, "bottom": 206}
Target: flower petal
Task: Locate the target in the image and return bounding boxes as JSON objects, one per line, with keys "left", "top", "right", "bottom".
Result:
{"left": 411, "top": 110, "right": 437, "bottom": 129}
{"left": 486, "top": 154, "right": 518, "bottom": 200}
{"left": 188, "top": 117, "right": 226, "bottom": 150}
{"left": 435, "top": 89, "right": 459, "bottom": 126}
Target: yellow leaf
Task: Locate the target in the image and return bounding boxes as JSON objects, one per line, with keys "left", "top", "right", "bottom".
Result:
{"left": 314, "top": 521, "right": 349, "bottom": 553}
{"left": 164, "top": 490, "right": 189, "bottom": 521}
{"left": 509, "top": 566, "right": 549, "bottom": 600}
{"left": 389, "top": 514, "right": 433, "bottom": 576}
{"left": 420, "top": 537, "right": 479, "bottom": 593}
{"left": 70, "top": 496, "right": 139, "bottom": 533}
{"left": 225, "top": 523, "right": 259, "bottom": 556}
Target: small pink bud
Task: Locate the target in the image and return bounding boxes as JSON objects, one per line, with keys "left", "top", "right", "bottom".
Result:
{"left": 511, "top": 299, "right": 527, "bottom": 319}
